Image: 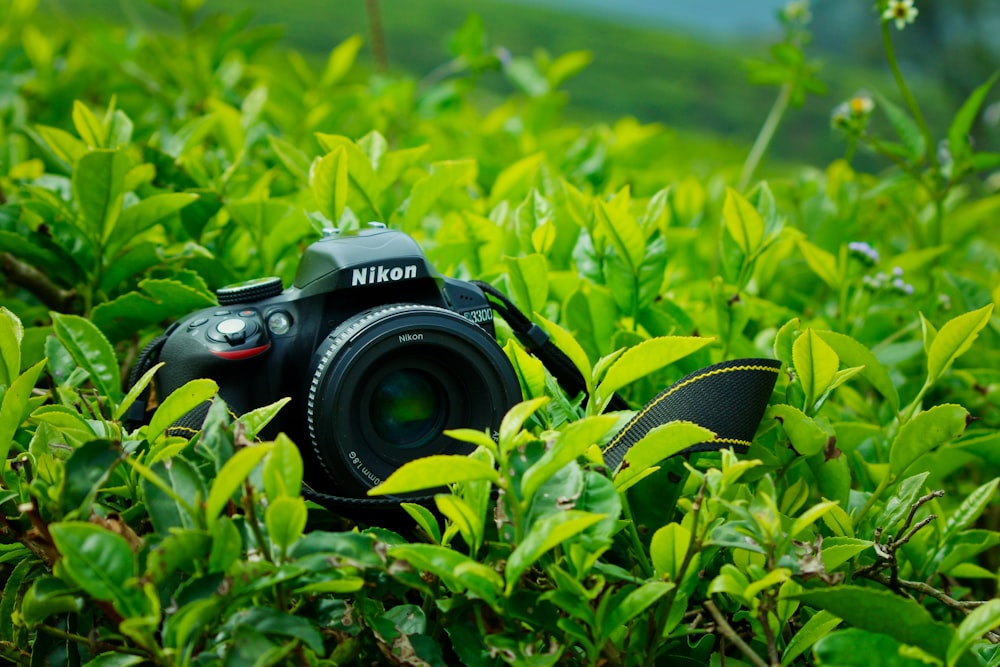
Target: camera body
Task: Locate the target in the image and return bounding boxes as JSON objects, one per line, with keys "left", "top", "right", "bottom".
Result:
{"left": 155, "top": 225, "right": 521, "bottom": 497}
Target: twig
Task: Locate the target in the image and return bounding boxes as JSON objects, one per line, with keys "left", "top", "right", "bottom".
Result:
{"left": 364, "top": 0, "right": 388, "bottom": 72}
{"left": 862, "top": 573, "right": 989, "bottom": 613}
{"left": 1, "top": 252, "right": 80, "bottom": 313}
{"left": 703, "top": 600, "right": 770, "bottom": 667}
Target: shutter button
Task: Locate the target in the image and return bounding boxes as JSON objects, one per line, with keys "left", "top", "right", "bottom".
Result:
{"left": 208, "top": 318, "right": 248, "bottom": 345}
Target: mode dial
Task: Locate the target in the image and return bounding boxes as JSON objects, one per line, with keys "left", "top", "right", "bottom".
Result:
{"left": 216, "top": 277, "right": 283, "bottom": 305}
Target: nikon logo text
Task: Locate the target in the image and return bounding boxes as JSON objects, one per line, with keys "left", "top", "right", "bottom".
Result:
{"left": 351, "top": 264, "right": 418, "bottom": 286}
{"left": 398, "top": 333, "right": 423, "bottom": 343}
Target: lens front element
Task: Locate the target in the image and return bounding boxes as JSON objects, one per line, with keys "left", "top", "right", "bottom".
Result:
{"left": 369, "top": 368, "right": 445, "bottom": 449}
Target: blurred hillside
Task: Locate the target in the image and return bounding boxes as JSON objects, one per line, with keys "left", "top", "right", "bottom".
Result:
{"left": 42, "top": 0, "right": 1000, "bottom": 173}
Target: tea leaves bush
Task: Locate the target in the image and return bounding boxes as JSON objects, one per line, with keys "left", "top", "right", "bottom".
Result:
{"left": 1, "top": 1, "right": 999, "bottom": 665}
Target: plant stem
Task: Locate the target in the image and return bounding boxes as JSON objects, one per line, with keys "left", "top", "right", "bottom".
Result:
{"left": 738, "top": 82, "right": 792, "bottom": 192}
{"left": 365, "top": 0, "right": 388, "bottom": 72}
{"left": 620, "top": 494, "right": 654, "bottom": 578}
{"left": 854, "top": 474, "right": 892, "bottom": 527}
{"left": 703, "top": 600, "right": 770, "bottom": 667}
{"left": 880, "top": 22, "right": 938, "bottom": 175}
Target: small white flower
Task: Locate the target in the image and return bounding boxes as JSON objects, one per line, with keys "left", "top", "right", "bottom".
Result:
{"left": 782, "top": 0, "right": 812, "bottom": 25}
{"left": 883, "top": 0, "right": 918, "bottom": 30}
{"left": 849, "top": 93, "right": 875, "bottom": 116}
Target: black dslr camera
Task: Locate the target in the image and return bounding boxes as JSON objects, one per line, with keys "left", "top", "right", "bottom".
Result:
{"left": 151, "top": 224, "right": 522, "bottom": 497}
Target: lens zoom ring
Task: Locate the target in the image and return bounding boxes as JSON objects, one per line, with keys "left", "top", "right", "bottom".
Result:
{"left": 306, "top": 304, "right": 460, "bottom": 484}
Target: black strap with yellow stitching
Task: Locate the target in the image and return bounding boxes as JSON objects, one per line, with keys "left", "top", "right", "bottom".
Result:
{"left": 473, "top": 283, "right": 781, "bottom": 471}
{"left": 600, "top": 358, "right": 781, "bottom": 471}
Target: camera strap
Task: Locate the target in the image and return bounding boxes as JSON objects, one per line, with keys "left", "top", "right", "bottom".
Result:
{"left": 473, "top": 282, "right": 781, "bottom": 469}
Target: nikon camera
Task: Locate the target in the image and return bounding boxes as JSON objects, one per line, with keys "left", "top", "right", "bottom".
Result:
{"left": 151, "top": 224, "right": 522, "bottom": 497}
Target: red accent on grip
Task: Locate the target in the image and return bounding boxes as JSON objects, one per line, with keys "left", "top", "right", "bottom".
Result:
{"left": 209, "top": 344, "right": 271, "bottom": 360}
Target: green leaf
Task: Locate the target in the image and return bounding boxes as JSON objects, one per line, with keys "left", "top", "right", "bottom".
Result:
{"left": 2, "top": 558, "right": 38, "bottom": 638}
{"left": 499, "top": 396, "right": 549, "bottom": 448}
{"left": 49, "top": 522, "right": 143, "bottom": 616}
{"left": 941, "top": 478, "right": 999, "bottom": 546}
{"left": 521, "top": 415, "right": 619, "bottom": 504}
{"left": 814, "top": 628, "right": 939, "bottom": 667}
{"left": 820, "top": 537, "right": 872, "bottom": 571}
{"left": 821, "top": 502, "right": 855, "bottom": 538}
{"left": 781, "top": 610, "right": 841, "bottom": 666}
{"left": 504, "top": 253, "right": 549, "bottom": 316}
{"left": 878, "top": 472, "right": 929, "bottom": 535}
{"left": 389, "top": 543, "right": 502, "bottom": 604}
{"left": 435, "top": 494, "right": 483, "bottom": 553}
{"left": 816, "top": 329, "right": 899, "bottom": 411}
{"left": 205, "top": 442, "right": 274, "bottom": 523}
{"left": 403, "top": 160, "right": 477, "bottom": 231}
{"left": 266, "top": 496, "right": 308, "bottom": 552}
{"left": 603, "top": 581, "right": 673, "bottom": 633}
{"left": 650, "top": 522, "right": 691, "bottom": 581}
{"left": 797, "top": 238, "right": 839, "bottom": 290}
{"left": 926, "top": 304, "right": 993, "bottom": 385}
{"left": 768, "top": 404, "right": 830, "bottom": 456}
{"left": 225, "top": 607, "right": 325, "bottom": 655}
{"left": 20, "top": 575, "right": 83, "bottom": 629}
{"left": 81, "top": 653, "right": 147, "bottom": 667}
{"left": 238, "top": 397, "right": 292, "bottom": 440}
{"left": 105, "top": 109, "right": 134, "bottom": 149}
{"left": 315, "top": 133, "right": 384, "bottom": 218}
{"left": 31, "top": 124, "right": 87, "bottom": 167}
{"left": 369, "top": 454, "right": 499, "bottom": 496}
{"left": 268, "top": 135, "right": 311, "bottom": 181}
{"left": 722, "top": 187, "right": 765, "bottom": 257}
{"left": 311, "top": 146, "right": 349, "bottom": 223}
{"left": 50, "top": 312, "right": 120, "bottom": 401}
{"left": 889, "top": 404, "right": 968, "bottom": 477}
{"left": 115, "top": 193, "right": 198, "bottom": 245}
{"left": 114, "top": 362, "right": 163, "bottom": 423}
{"left": 0, "top": 307, "right": 24, "bottom": 387}
{"left": 147, "top": 379, "right": 218, "bottom": 444}
{"left": 0, "top": 359, "right": 46, "bottom": 464}
{"left": 72, "top": 149, "right": 130, "bottom": 244}
{"left": 536, "top": 313, "right": 592, "bottom": 392}
{"left": 505, "top": 339, "right": 547, "bottom": 400}
{"left": 91, "top": 278, "right": 216, "bottom": 343}
{"left": 877, "top": 92, "right": 926, "bottom": 161}
{"left": 790, "top": 501, "right": 837, "bottom": 536}
{"left": 490, "top": 153, "right": 545, "bottom": 205}
{"left": 793, "top": 328, "right": 839, "bottom": 410}
{"left": 595, "top": 198, "right": 645, "bottom": 272}
{"left": 139, "top": 456, "right": 206, "bottom": 532}
{"left": 794, "top": 585, "right": 967, "bottom": 665}
{"left": 947, "top": 599, "right": 1000, "bottom": 667}
{"left": 613, "top": 421, "right": 715, "bottom": 491}
{"left": 209, "top": 515, "right": 243, "bottom": 573}
{"left": 72, "top": 100, "right": 106, "bottom": 148}
{"left": 321, "top": 34, "right": 363, "bottom": 86}
{"left": 948, "top": 72, "right": 999, "bottom": 167}
{"left": 595, "top": 335, "right": 713, "bottom": 409}
{"left": 505, "top": 510, "right": 606, "bottom": 592}
{"left": 62, "top": 439, "right": 120, "bottom": 516}
{"left": 262, "top": 433, "right": 303, "bottom": 500}
{"left": 401, "top": 502, "right": 443, "bottom": 545}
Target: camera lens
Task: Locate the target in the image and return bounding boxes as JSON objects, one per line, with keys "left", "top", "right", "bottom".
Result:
{"left": 306, "top": 304, "right": 521, "bottom": 496}
{"left": 369, "top": 368, "right": 445, "bottom": 448}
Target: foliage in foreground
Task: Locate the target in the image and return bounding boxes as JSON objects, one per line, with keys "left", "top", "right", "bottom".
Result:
{"left": 1, "top": 0, "right": 1000, "bottom": 665}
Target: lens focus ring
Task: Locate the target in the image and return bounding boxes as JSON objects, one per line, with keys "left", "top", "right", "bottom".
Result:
{"left": 305, "top": 303, "right": 521, "bottom": 497}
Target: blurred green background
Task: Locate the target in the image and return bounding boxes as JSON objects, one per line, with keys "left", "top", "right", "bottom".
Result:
{"left": 39, "top": 0, "right": 1000, "bottom": 172}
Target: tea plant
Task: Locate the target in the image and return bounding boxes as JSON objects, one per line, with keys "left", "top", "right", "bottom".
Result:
{"left": 1, "top": 0, "right": 999, "bottom": 665}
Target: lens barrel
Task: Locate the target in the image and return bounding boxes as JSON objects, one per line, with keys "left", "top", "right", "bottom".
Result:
{"left": 306, "top": 304, "right": 521, "bottom": 496}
